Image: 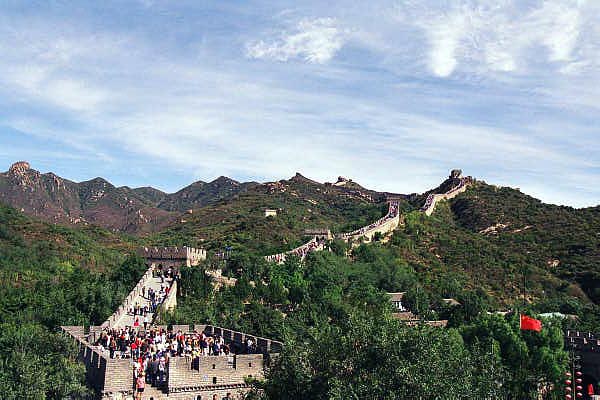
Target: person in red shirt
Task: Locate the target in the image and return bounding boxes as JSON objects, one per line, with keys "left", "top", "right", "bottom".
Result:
{"left": 131, "top": 341, "right": 138, "bottom": 359}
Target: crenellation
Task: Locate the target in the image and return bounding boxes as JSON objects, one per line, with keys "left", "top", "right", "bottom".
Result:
{"left": 66, "top": 230, "right": 286, "bottom": 399}
{"left": 140, "top": 246, "right": 207, "bottom": 268}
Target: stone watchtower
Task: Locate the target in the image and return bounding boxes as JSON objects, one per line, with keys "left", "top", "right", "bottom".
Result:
{"left": 61, "top": 245, "right": 281, "bottom": 399}
{"left": 450, "top": 169, "right": 463, "bottom": 179}
{"left": 139, "top": 246, "right": 207, "bottom": 269}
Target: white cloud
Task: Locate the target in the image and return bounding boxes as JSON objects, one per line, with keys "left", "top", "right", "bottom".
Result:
{"left": 425, "top": 12, "right": 466, "bottom": 77}
{"left": 246, "top": 17, "right": 346, "bottom": 64}
{"left": 0, "top": 3, "right": 598, "bottom": 207}
{"left": 393, "top": 0, "right": 597, "bottom": 77}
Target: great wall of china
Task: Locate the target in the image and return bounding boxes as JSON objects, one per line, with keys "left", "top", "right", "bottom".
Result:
{"left": 264, "top": 170, "right": 471, "bottom": 263}
{"left": 420, "top": 177, "right": 469, "bottom": 216}
{"left": 63, "top": 170, "right": 470, "bottom": 399}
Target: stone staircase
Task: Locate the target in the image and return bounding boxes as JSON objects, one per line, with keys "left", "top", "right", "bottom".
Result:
{"left": 113, "top": 272, "right": 170, "bottom": 328}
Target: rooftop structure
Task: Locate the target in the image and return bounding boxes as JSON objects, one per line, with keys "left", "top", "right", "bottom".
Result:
{"left": 264, "top": 209, "right": 277, "bottom": 217}
{"left": 139, "top": 246, "right": 206, "bottom": 268}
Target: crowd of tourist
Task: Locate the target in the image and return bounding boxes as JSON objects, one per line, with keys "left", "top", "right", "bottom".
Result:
{"left": 95, "top": 326, "right": 260, "bottom": 397}
{"left": 128, "top": 284, "right": 171, "bottom": 328}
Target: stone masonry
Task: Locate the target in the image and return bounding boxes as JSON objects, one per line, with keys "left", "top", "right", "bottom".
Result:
{"left": 62, "top": 246, "right": 281, "bottom": 400}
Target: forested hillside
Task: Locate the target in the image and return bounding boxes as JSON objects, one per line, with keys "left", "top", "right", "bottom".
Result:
{"left": 150, "top": 173, "right": 406, "bottom": 255}
{"left": 1, "top": 170, "right": 599, "bottom": 399}
{"left": 0, "top": 204, "right": 147, "bottom": 398}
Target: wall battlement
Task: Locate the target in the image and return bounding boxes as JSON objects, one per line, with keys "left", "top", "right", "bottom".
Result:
{"left": 420, "top": 174, "right": 472, "bottom": 216}
{"left": 139, "top": 246, "right": 207, "bottom": 267}
{"left": 64, "top": 322, "right": 282, "bottom": 399}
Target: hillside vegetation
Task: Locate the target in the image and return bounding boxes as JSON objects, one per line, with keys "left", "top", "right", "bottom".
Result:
{"left": 1, "top": 168, "right": 599, "bottom": 399}
{"left": 0, "top": 204, "right": 147, "bottom": 399}
{"left": 451, "top": 182, "right": 600, "bottom": 302}
{"left": 150, "top": 173, "right": 408, "bottom": 255}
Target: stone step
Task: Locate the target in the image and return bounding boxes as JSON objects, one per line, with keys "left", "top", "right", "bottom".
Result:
{"left": 141, "top": 385, "right": 165, "bottom": 399}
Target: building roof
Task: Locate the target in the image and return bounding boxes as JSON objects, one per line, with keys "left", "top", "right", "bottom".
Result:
{"left": 387, "top": 292, "right": 406, "bottom": 302}
{"left": 392, "top": 311, "right": 416, "bottom": 321}
{"left": 442, "top": 298, "right": 461, "bottom": 306}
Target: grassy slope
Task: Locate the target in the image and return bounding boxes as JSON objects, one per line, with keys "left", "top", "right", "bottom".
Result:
{"left": 451, "top": 182, "right": 600, "bottom": 301}
{"left": 149, "top": 176, "right": 409, "bottom": 255}
{"left": 384, "top": 181, "right": 598, "bottom": 306}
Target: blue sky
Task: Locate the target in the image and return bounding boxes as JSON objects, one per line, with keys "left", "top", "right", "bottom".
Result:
{"left": 0, "top": 0, "right": 598, "bottom": 207}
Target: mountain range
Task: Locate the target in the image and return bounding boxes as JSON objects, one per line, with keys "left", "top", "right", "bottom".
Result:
{"left": 1, "top": 160, "right": 599, "bottom": 306}
{"left": 0, "top": 161, "right": 394, "bottom": 234}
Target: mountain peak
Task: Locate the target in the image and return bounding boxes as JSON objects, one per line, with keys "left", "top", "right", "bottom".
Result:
{"left": 289, "top": 172, "right": 319, "bottom": 184}
{"left": 210, "top": 176, "right": 239, "bottom": 185}
{"left": 8, "top": 161, "right": 32, "bottom": 176}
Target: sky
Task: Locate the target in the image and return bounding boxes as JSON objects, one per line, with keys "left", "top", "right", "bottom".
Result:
{"left": 0, "top": 0, "right": 598, "bottom": 207}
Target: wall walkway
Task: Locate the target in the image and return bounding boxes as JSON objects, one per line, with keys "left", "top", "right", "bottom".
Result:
{"left": 420, "top": 178, "right": 469, "bottom": 216}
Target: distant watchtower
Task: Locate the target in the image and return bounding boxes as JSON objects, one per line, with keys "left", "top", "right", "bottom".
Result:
{"left": 139, "top": 246, "right": 206, "bottom": 268}
{"left": 450, "top": 169, "right": 463, "bottom": 179}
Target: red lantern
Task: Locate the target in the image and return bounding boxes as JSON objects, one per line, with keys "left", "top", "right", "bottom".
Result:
{"left": 576, "top": 371, "right": 583, "bottom": 377}
{"left": 566, "top": 372, "right": 572, "bottom": 377}
{"left": 576, "top": 393, "right": 583, "bottom": 398}
{"left": 565, "top": 394, "right": 572, "bottom": 400}
{"left": 576, "top": 386, "right": 583, "bottom": 391}
{"left": 567, "top": 380, "right": 573, "bottom": 385}
{"left": 566, "top": 387, "right": 572, "bottom": 392}
{"left": 576, "top": 378, "right": 583, "bottom": 384}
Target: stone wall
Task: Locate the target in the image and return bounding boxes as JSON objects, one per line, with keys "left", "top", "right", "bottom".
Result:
{"left": 158, "top": 280, "right": 178, "bottom": 314}
{"left": 264, "top": 237, "right": 324, "bottom": 264}
{"left": 101, "top": 266, "right": 155, "bottom": 328}
{"left": 421, "top": 178, "right": 470, "bottom": 217}
{"left": 61, "top": 326, "right": 109, "bottom": 394}
{"left": 203, "top": 325, "right": 283, "bottom": 354}
{"left": 140, "top": 246, "right": 207, "bottom": 267}
{"left": 103, "top": 359, "right": 135, "bottom": 396}
{"left": 338, "top": 201, "right": 400, "bottom": 244}
{"left": 355, "top": 213, "right": 401, "bottom": 243}
{"left": 167, "top": 354, "right": 264, "bottom": 395}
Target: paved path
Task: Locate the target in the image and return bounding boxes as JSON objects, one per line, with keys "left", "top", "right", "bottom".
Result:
{"left": 113, "top": 273, "right": 171, "bottom": 328}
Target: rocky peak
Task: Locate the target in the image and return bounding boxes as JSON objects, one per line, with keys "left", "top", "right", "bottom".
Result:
{"left": 8, "top": 161, "right": 31, "bottom": 176}
{"left": 210, "top": 176, "right": 239, "bottom": 186}
{"left": 290, "top": 172, "right": 319, "bottom": 185}
{"left": 7, "top": 161, "right": 39, "bottom": 187}
{"left": 333, "top": 176, "right": 352, "bottom": 186}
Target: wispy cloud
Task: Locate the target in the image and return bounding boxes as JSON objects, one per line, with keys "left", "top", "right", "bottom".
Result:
{"left": 0, "top": 1, "right": 598, "bottom": 207}
{"left": 391, "top": 0, "right": 597, "bottom": 77}
{"left": 246, "top": 17, "right": 346, "bottom": 64}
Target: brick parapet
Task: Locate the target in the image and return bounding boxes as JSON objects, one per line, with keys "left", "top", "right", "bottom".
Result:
{"left": 139, "top": 246, "right": 207, "bottom": 267}
{"left": 421, "top": 177, "right": 470, "bottom": 216}
{"left": 101, "top": 266, "right": 155, "bottom": 328}
{"left": 60, "top": 326, "right": 109, "bottom": 393}
{"left": 337, "top": 201, "right": 400, "bottom": 243}
{"left": 156, "top": 280, "right": 178, "bottom": 318}
{"left": 167, "top": 354, "right": 264, "bottom": 393}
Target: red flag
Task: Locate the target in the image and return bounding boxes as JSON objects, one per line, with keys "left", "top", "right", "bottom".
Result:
{"left": 520, "top": 314, "right": 542, "bottom": 332}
